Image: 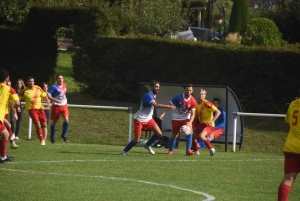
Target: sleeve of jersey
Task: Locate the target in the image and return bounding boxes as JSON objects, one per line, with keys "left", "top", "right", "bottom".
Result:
{"left": 37, "top": 86, "right": 47, "bottom": 98}
{"left": 47, "top": 85, "right": 55, "bottom": 95}
{"left": 170, "top": 95, "right": 179, "bottom": 106}
{"left": 10, "top": 87, "right": 19, "bottom": 101}
{"left": 142, "top": 93, "right": 153, "bottom": 107}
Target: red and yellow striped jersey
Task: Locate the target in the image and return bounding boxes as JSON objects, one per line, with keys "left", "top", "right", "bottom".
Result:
{"left": 19, "top": 85, "right": 47, "bottom": 110}
{"left": 0, "top": 83, "right": 18, "bottom": 122}
{"left": 195, "top": 99, "right": 217, "bottom": 127}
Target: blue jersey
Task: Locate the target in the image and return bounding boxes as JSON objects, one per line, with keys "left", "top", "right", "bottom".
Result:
{"left": 47, "top": 83, "right": 67, "bottom": 106}
{"left": 170, "top": 93, "right": 196, "bottom": 120}
{"left": 134, "top": 91, "right": 155, "bottom": 122}
{"left": 214, "top": 107, "right": 226, "bottom": 130}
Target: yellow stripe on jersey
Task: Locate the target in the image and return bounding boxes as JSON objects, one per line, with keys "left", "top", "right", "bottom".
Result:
{"left": 284, "top": 98, "right": 300, "bottom": 154}
{"left": 195, "top": 99, "right": 217, "bottom": 127}
{"left": 19, "top": 85, "right": 47, "bottom": 110}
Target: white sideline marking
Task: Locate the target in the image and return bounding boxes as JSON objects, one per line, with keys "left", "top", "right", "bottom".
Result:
{"left": 6, "top": 158, "right": 283, "bottom": 164}
{"left": 1, "top": 168, "right": 215, "bottom": 201}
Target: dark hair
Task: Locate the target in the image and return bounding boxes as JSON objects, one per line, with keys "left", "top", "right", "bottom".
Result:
{"left": 56, "top": 74, "right": 63, "bottom": 79}
{"left": 150, "top": 80, "right": 160, "bottom": 87}
{"left": 212, "top": 98, "right": 220, "bottom": 103}
{"left": 184, "top": 83, "right": 193, "bottom": 88}
{"left": 0, "top": 70, "right": 9, "bottom": 82}
{"left": 42, "top": 82, "right": 48, "bottom": 87}
{"left": 27, "top": 76, "right": 34, "bottom": 82}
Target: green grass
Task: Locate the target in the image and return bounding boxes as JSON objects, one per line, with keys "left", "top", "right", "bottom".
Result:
{"left": 3, "top": 50, "right": 295, "bottom": 200}
{"left": 2, "top": 142, "right": 299, "bottom": 201}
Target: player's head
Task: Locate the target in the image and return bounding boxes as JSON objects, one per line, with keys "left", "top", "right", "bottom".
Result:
{"left": 27, "top": 76, "right": 35, "bottom": 88}
{"left": 0, "top": 69, "right": 10, "bottom": 83}
{"left": 56, "top": 74, "right": 64, "bottom": 85}
{"left": 198, "top": 89, "right": 206, "bottom": 100}
{"left": 212, "top": 98, "right": 220, "bottom": 108}
{"left": 150, "top": 80, "right": 160, "bottom": 95}
{"left": 184, "top": 83, "right": 193, "bottom": 97}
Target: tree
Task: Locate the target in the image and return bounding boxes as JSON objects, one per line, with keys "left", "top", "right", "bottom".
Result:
{"left": 265, "top": 0, "right": 300, "bottom": 43}
{"left": 228, "top": 0, "right": 249, "bottom": 35}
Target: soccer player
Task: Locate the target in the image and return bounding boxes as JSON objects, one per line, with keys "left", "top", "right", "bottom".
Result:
{"left": 121, "top": 80, "right": 176, "bottom": 156}
{"left": 159, "top": 83, "right": 196, "bottom": 155}
{"left": 0, "top": 69, "right": 20, "bottom": 163}
{"left": 5, "top": 80, "right": 19, "bottom": 148}
{"left": 47, "top": 75, "right": 69, "bottom": 143}
{"left": 19, "top": 77, "right": 49, "bottom": 145}
{"left": 192, "top": 89, "right": 220, "bottom": 156}
{"left": 197, "top": 98, "right": 226, "bottom": 150}
{"left": 278, "top": 88, "right": 300, "bottom": 201}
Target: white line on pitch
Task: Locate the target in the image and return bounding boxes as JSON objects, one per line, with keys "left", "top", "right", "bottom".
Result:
{"left": 6, "top": 158, "right": 283, "bottom": 164}
{"left": 1, "top": 168, "right": 215, "bottom": 201}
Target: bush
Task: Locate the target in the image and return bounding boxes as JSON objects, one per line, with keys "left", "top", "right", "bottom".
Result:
{"left": 242, "top": 18, "right": 288, "bottom": 46}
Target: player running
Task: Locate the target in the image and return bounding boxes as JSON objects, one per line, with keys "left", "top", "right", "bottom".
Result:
{"left": 0, "top": 70, "right": 20, "bottom": 163}
{"left": 47, "top": 74, "right": 69, "bottom": 143}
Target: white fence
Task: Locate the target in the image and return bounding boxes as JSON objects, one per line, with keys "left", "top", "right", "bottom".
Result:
{"left": 232, "top": 112, "right": 286, "bottom": 152}
{"left": 27, "top": 104, "right": 134, "bottom": 142}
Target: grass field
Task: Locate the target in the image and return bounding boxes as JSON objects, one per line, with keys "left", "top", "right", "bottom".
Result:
{"left": 2, "top": 142, "right": 300, "bottom": 201}
{"left": 1, "top": 50, "right": 297, "bottom": 201}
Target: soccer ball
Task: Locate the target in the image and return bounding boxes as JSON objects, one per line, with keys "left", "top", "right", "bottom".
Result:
{"left": 180, "top": 125, "right": 191, "bottom": 136}
{"left": 138, "top": 139, "right": 148, "bottom": 146}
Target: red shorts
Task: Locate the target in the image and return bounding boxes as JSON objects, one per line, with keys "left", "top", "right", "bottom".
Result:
{"left": 0, "top": 121, "right": 6, "bottom": 132}
{"left": 210, "top": 128, "right": 224, "bottom": 139}
{"left": 193, "top": 124, "right": 214, "bottom": 134}
{"left": 134, "top": 119, "right": 157, "bottom": 135}
{"left": 284, "top": 152, "right": 300, "bottom": 174}
{"left": 51, "top": 104, "right": 69, "bottom": 121}
{"left": 172, "top": 120, "right": 189, "bottom": 134}
{"left": 29, "top": 109, "right": 47, "bottom": 123}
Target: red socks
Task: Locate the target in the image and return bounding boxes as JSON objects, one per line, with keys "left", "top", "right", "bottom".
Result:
{"left": 278, "top": 184, "right": 291, "bottom": 201}
{"left": 204, "top": 139, "right": 213, "bottom": 149}
{"left": 0, "top": 140, "right": 8, "bottom": 157}
{"left": 36, "top": 127, "right": 44, "bottom": 141}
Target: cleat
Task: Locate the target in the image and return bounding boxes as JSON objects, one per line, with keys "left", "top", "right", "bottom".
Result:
{"left": 41, "top": 141, "right": 46, "bottom": 146}
{"left": 144, "top": 145, "right": 155, "bottom": 155}
{"left": 50, "top": 138, "right": 55, "bottom": 144}
{"left": 167, "top": 151, "right": 173, "bottom": 155}
{"left": 186, "top": 149, "right": 195, "bottom": 156}
{"left": 11, "top": 142, "right": 19, "bottom": 149}
{"left": 0, "top": 156, "right": 14, "bottom": 163}
{"left": 121, "top": 150, "right": 127, "bottom": 156}
{"left": 195, "top": 151, "right": 200, "bottom": 155}
{"left": 61, "top": 135, "right": 68, "bottom": 143}
{"left": 210, "top": 148, "right": 215, "bottom": 156}
{"left": 14, "top": 136, "right": 20, "bottom": 140}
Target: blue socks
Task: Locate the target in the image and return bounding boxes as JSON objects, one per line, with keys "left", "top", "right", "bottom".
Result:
{"left": 50, "top": 125, "right": 56, "bottom": 139}
{"left": 198, "top": 139, "right": 207, "bottom": 149}
{"left": 169, "top": 138, "right": 177, "bottom": 152}
{"left": 62, "top": 122, "right": 68, "bottom": 137}
{"left": 124, "top": 140, "right": 136, "bottom": 152}
{"left": 146, "top": 134, "right": 159, "bottom": 146}
{"left": 185, "top": 134, "right": 192, "bottom": 151}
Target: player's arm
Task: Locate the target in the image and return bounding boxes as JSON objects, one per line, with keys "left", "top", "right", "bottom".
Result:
{"left": 9, "top": 101, "right": 18, "bottom": 120}
{"left": 159, "top": 108, "right": 170, "bottom": 120}
{"left": 151, "top": 101, "right": 176, "bottom": 110}
{"left": 187, "top": 109, "right": 195, "bottom": 128}
{"left": 208, "top": 108, "right": 221, "bottom": 126}
{"left": 47, "top": 93, "right": 61, "bottom": 103}
{"left": 43, "top": 95, "right": 51, "bottom": 108}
